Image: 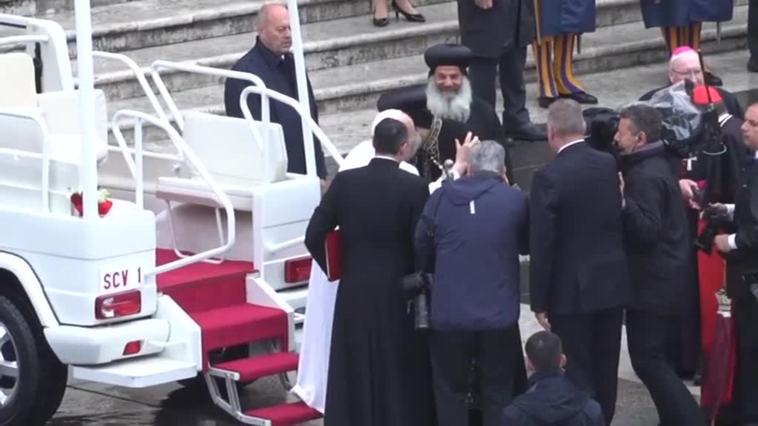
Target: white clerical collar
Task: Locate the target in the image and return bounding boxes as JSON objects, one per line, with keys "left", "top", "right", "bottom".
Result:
{"left": 374, "top": 154, "right": 399, "bottom": 163}
{"left": 719, "top": 113, "right": 733, "bottom": 127}
{"left": 558, "top": 138, "right": 585, "bottom": 154}
{"left": 754, "top": 151, "right": 758, "bottom": 160}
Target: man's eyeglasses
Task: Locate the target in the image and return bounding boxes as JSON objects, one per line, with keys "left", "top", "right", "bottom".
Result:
{"left": 672, "top": 68, "right": 704, "bottom": 77}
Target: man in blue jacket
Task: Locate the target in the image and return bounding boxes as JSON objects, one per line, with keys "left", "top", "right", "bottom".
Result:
{"left": 502, "top": 331, "right": 604, "bottom": 426}
{"left": 415, "top": 139, "right": 528, "bottom": 426}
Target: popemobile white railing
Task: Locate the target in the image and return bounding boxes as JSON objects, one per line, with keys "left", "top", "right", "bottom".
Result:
{"left": 110, "top": 109, "right": 237, "bottom": 277}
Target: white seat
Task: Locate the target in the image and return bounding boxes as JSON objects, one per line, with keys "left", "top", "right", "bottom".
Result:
{"left": 156, "top": 112, "right": 289, "bottom": 210}
{"left": 0, "top": 52, "right": 110, "bottom": 214}
{"left": 155, "top": 111, "right": 289, "bottom": 262}
{"left": 0, "top": 53, "right": 37, "bottom": 109}
{"left": 156, "top": 177, "right": 254, "bottom": 211}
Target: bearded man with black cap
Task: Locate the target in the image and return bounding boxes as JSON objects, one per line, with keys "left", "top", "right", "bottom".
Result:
{"left": 424, "top": 44, "right": 503, "bottom": 140}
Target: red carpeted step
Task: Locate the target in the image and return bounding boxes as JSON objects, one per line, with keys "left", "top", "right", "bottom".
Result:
{"left": 155, "top": 249, "right": 254, "bottom": 314}
{"left": 192, "top": 303, "right": 288, "bottom": 368}
{"left": 213, "top": 352, "right": 299, "bottom": 383}
{"left": 245, "top": 401, "right": 322, "bottom": 426}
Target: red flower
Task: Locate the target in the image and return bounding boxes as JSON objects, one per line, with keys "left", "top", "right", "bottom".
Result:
{"left": 70, "top": 190, "right": 112, "bottom": 217}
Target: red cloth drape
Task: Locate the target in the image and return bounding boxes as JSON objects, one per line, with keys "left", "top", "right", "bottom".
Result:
{"left": 697, "top": 220, "right": 737, "bottom": 420}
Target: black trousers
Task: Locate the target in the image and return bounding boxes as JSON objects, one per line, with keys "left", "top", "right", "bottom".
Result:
{"left": 626, "top": 310, "right": 706, "bottom": 426}
{"left": 429, "top": 325, "right": 520, "bottom": 426}
{"left": 735, "top": 297, "right": 758, "bottom": 422}
{"left": 551, "top": 307, "right": 623, "bottom": 426}
{"left": 468, "top": 47, "right": 530, "bottom": 129}
{"left": 749, "top": 0, "right": 758, "bottom": 61}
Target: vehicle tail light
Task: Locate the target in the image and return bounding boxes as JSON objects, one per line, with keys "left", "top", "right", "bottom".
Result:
{"left": 123, "top": 340, "right": 142, "bottom": 355}
{"left": 284, "top": 257, "right": 312, "bottom": 283}
{"left": 95, "top": 290, "right": 141, "bottom": 320}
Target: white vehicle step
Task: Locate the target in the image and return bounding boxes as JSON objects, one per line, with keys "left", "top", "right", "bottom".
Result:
{"left": 71, "top": 356, "right": 197, "bottom": 388}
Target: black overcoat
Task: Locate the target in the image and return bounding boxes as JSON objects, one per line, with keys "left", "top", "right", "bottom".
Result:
{"left": 458, "top": 0, "right": 536, "bottom": 58}
{"left": 224, "top": 38, "right": 326, "bottom": 178}
{"left": 529, "top": 142, "right": 631, "bottom": 315}
{"left": 304, "top": 158, "right": 435, "bottom": 426}
{"left": 640, "top": 0, "right": 734, "bottom": 29}
{"left": 620, "top": 142, "right": 691, "bottom": 314}
{"left": 726, "top": 155, "right": 758, "bottom": 346}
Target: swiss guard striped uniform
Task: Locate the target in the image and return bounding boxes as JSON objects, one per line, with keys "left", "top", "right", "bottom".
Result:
{"left": 533, "top": 0, "right": 598, "bottom": 108}
{"left": 640, "top": 0, "right": 734, "bottom": 85}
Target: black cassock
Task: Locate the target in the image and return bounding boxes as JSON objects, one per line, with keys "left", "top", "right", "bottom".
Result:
{"left": 415, "top": 98, "right": 504, "bottom": 181}
{"left": 305, "top": 158, "right": 435, "bottom": 426}
{"left": 692, "top": 114, "right": 751, "bottom": 204}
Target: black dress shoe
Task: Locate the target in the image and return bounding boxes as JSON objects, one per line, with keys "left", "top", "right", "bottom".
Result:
{"left": 748, "top": 58, "right": 758, "bottom": 73}
{"left": 704, "top": 71, "right": 723, "bottom": 87}
{"left": 506, "top": 123, "right": 547, "bottom": 141}
{"left": 538, "top": 96, "right": 558, "bottom": 109}
{"left": 562, "top": 92, "right": 598, "bottom": 105}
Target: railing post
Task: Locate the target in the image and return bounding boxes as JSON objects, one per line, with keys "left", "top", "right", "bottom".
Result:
{"left": 134, "top": 118, "right": 144, "bottom": 209}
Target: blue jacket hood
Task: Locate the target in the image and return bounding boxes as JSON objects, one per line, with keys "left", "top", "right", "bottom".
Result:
{"left": 442, "top": 173, "right": 503, "bottom": 206}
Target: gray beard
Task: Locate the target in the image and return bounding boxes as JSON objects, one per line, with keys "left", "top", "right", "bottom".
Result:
{"left": 425, "top": 78, "right": 472, "bottom": 123}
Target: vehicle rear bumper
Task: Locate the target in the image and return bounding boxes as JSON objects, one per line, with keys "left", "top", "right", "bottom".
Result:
{"left": 45, "top": 317, "right": 169, "bottom": 365}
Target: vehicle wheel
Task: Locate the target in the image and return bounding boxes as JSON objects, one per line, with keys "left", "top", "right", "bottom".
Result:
{"left": 30, "top": 345, "right": 67, "bottom": 425}
{"left": 0, "top": 295, "right": 67, "bottom": 426}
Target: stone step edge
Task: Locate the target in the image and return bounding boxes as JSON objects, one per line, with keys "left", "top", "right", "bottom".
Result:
{"left": 60, "top": 0, "right": 652, "bottom": 45}
{"left": 104, "top": 22, "right": 746, "bottom": 133}
{"left": 92, "top": 20, "right": 458, "bottom": 86}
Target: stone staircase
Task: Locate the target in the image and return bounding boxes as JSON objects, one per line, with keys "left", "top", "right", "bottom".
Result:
{"left": 11, "top": 0, "right": 752, "bottom": 177}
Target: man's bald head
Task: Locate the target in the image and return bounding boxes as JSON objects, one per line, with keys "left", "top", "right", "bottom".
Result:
{"left": 256, "top": 3, "right": 292, "bottom": 55}
{"left": 668, "top": 48, "right": 704, "bottom": 86}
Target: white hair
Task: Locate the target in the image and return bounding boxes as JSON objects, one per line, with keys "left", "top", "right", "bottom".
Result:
{"left": 469, "top": 140, "right": 505, "bottom": 175}
{"left": 425, "top": 77, "right": 472, "bottom": 122}
{"left": 371, "top": 109, "right": 406, "bottom": 136}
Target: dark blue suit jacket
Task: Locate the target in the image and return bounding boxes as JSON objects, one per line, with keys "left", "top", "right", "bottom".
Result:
{"left": 224, "top": 39, "right": 326, "bottom": 178}
{"left": 640, "top": 0, "right": 733, "bottom": 28}
{"left": 540, "top": 0, "right": 595, "bottom": 37}
{"left": 529, "top": 142, "right": 631, "bottom": 315}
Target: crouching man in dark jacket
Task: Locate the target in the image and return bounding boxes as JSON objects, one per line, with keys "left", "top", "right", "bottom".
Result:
{"left": 502, "top": 331, "right": 604, "bottom": 426}
{"left": 415, "top": 140, "right": 528, "bottom": 426}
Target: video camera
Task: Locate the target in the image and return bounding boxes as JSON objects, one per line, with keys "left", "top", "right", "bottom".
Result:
{"left": 401, "top": 272, "right": 432, "bottom": 330}
{"left": 583, "top": 52, "right": 724, "bottom": 161}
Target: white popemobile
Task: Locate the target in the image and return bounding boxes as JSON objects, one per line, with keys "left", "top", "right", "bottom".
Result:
{"left": 0, "top": 0, "right": 341, "bottom": 424}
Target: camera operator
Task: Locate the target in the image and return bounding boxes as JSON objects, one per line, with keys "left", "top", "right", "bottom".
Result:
{"left": 615, "top": 104, "right": 706, "bottom": 425}
{"left": 710, "top": 102, "right": 758, "bottom": 426}
{"left": 415, "top": 139, "right": 528, "bottom": 426}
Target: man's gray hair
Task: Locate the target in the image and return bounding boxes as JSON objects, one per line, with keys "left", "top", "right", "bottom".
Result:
{"left": 469, "top": 140, "right": 506, "bottom": 175}
{"left": 547, "top": 99, "right": 586, "bottom": 137}
{"left": 255, "top": 2, "right": 287, "bottom": 30}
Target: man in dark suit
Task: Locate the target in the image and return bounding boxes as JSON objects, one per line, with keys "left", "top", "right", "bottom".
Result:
{"left": 529, "top": 99, "right": 631, "bottom": 425}
{"left": 224, "top": 3, "right": 326, "bottom": 179}
{"left": 457, "top": 0, "right": 545, "bottom": 140}
{"left": 416, "top": 139, "right": 527, "bottom": 426}
{"left": 712, "top": 102, "right": 758, "bottom": 426}
{"left": 614, "top": 104, "right": 706, "bottom": 426}
{"left": 305, "top": 118, "right": 434, "bottom": 426}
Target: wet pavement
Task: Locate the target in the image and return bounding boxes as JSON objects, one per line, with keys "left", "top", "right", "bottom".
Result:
{"left": 51, "top": 376, "right": 660, "bottom": 425}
